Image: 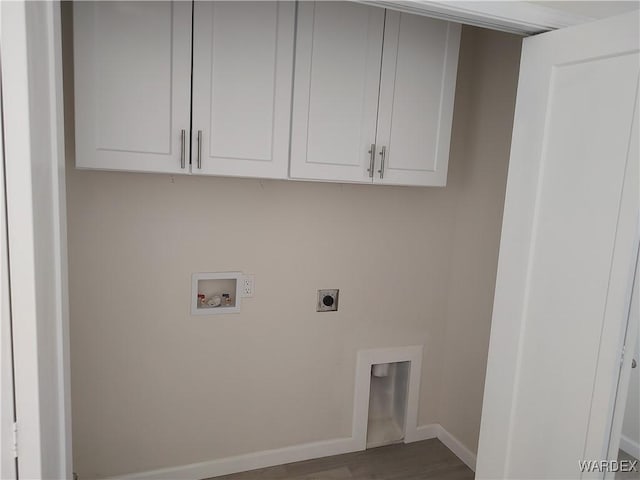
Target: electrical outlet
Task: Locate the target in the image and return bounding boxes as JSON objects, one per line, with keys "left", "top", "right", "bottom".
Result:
{"left": 240, "top": 275, "right": 254, "bottom": 298}
{"left": 317, "top": 289, "right": 339, "bottom": 312}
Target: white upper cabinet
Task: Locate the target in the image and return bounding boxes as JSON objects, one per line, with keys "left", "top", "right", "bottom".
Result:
{"left": 290, "top": 2, "right": 385, "bottom": 183}
{"left": 74, "top": 1, "right": 460, "bottom": 186}
{"left": 191, "top": 1, "right": 295, "bottom": 179}
{"left": 374, "top": 12, "right": 461, "bottom": 186}
{"left": 290, "top": 3, "right": 461, "bottom": 186}
{"left": 74, "top": 2, "right": 192, "bottom": 173}
{"left": 74, "top": 1, "right": 294, "bottom": 179}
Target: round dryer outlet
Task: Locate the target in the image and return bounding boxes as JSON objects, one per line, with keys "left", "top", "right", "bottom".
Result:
{"left": 317, "top": 289, "right": 339, "bottom": 312}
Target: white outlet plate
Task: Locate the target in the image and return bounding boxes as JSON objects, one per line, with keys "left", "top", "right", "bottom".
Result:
{"left": 240, "top": 275, "right": 254, "bottom": 298}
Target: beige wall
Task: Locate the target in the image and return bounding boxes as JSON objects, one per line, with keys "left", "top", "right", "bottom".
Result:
{"left": 62, "top": 4, "right": 521, "bottom": 477}
{"left": 437, "top": 28, "right": 522, "bottom": 453}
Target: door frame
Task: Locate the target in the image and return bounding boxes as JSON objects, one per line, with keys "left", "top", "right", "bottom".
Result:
{"left": 605, "top": 255, "right": 639, "bottom": 478}
{"left": 0, "top": 39, "right": 18, "bottom": 480}
{"left": 0, "top": 1, "right": 71, "bottom": 478}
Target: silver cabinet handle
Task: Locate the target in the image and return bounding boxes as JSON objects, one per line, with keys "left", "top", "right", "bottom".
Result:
{"left": 633, "top": 358, "right": 637, "bottom": 369}
{"left": 197, "top": 130, "right": 202, "bottom": 169}
{"left": 378, "top": 146, "right": 386, "bottom": 179}
{"left": 367, "top": 144, "right": 376, "bottom": 178}
{"left": 180, "top": 129, "right": 186, "bottom": 169}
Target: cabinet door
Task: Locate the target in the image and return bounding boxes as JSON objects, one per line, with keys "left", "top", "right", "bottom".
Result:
{"left": 74, "top": 2, "right": 192, "bottom": 173}
{"left": 374, "top": 12, "right": 460, "bottom": 186}
{"left": 191, "top": 1, "right": 294, "bottom": 179}
{"left": 290, "top": 2, "right": 384, "bottom": 183}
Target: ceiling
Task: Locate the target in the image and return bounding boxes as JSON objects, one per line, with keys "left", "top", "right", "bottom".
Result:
{"left": 531, "top": 1, "right": 640, "bottom": 20}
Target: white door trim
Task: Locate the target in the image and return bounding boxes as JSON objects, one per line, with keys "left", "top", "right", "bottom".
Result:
{"left": 0, "top": 1, "right": 71, "bottom": 478}
{"left": 605, "top": 255, "right": 639, "bottom": 479}
{"left": 0, "top": 31, "right": 18, "bottom": 480}
{"left": 355, "top": 1, "right": 595, "bottom": 35}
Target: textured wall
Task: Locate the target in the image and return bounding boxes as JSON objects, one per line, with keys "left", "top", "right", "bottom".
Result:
{"left": 62, "top": 3, "right": 521, "bottom": 476}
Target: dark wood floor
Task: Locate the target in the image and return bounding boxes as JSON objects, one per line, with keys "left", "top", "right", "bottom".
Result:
{"left": 617, "top": 450, "right": 640, "bottom": 480}
{"left": 209, "top": 439, "right": 474, "bottom": 480}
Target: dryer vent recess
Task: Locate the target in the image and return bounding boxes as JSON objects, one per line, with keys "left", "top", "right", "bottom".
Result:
{"left": 317, "top": 289, "right": 339, "bottom": 312}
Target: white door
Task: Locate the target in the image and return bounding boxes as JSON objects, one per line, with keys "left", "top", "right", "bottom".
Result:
{"left": 374, "top": 11, "right": 460, "bottom": 186}
{"left": 477, "top": 11, "right": 639, "bottom": 480}
{"left": 0, "top": 59, "right": 17, "bottom": 480}
{"left": 290, "top": 2, "right": 384, "bottom": 183}
{"left": 191, "top": 1, "right": 294, "bottom": 179}
{"left": 74, "top": 1, "right": 192, "bottom": 174}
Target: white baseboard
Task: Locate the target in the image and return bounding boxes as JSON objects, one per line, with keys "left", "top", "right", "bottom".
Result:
{"left": 408, "top": 424, "right": 476, "bottom": 472}
{"left": 106, "top": 423, "right": 476, "bottom": 479}
{"left": 108, "top": 424, "right": 476, "bottom": 480}
{"left": 407, "top": 423, "right": 439, "bottom": 442}
{"left": 620, "top": 434, "right": 640, "bottom": 460}
{"left": 434, "top": 425, "right": 477, "bottom": 472}
{"left": 106, "top": 437, "right": 358, "bottom": 480}
{"left": 405, "top": 423, "right": 477, "bottom": 472}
